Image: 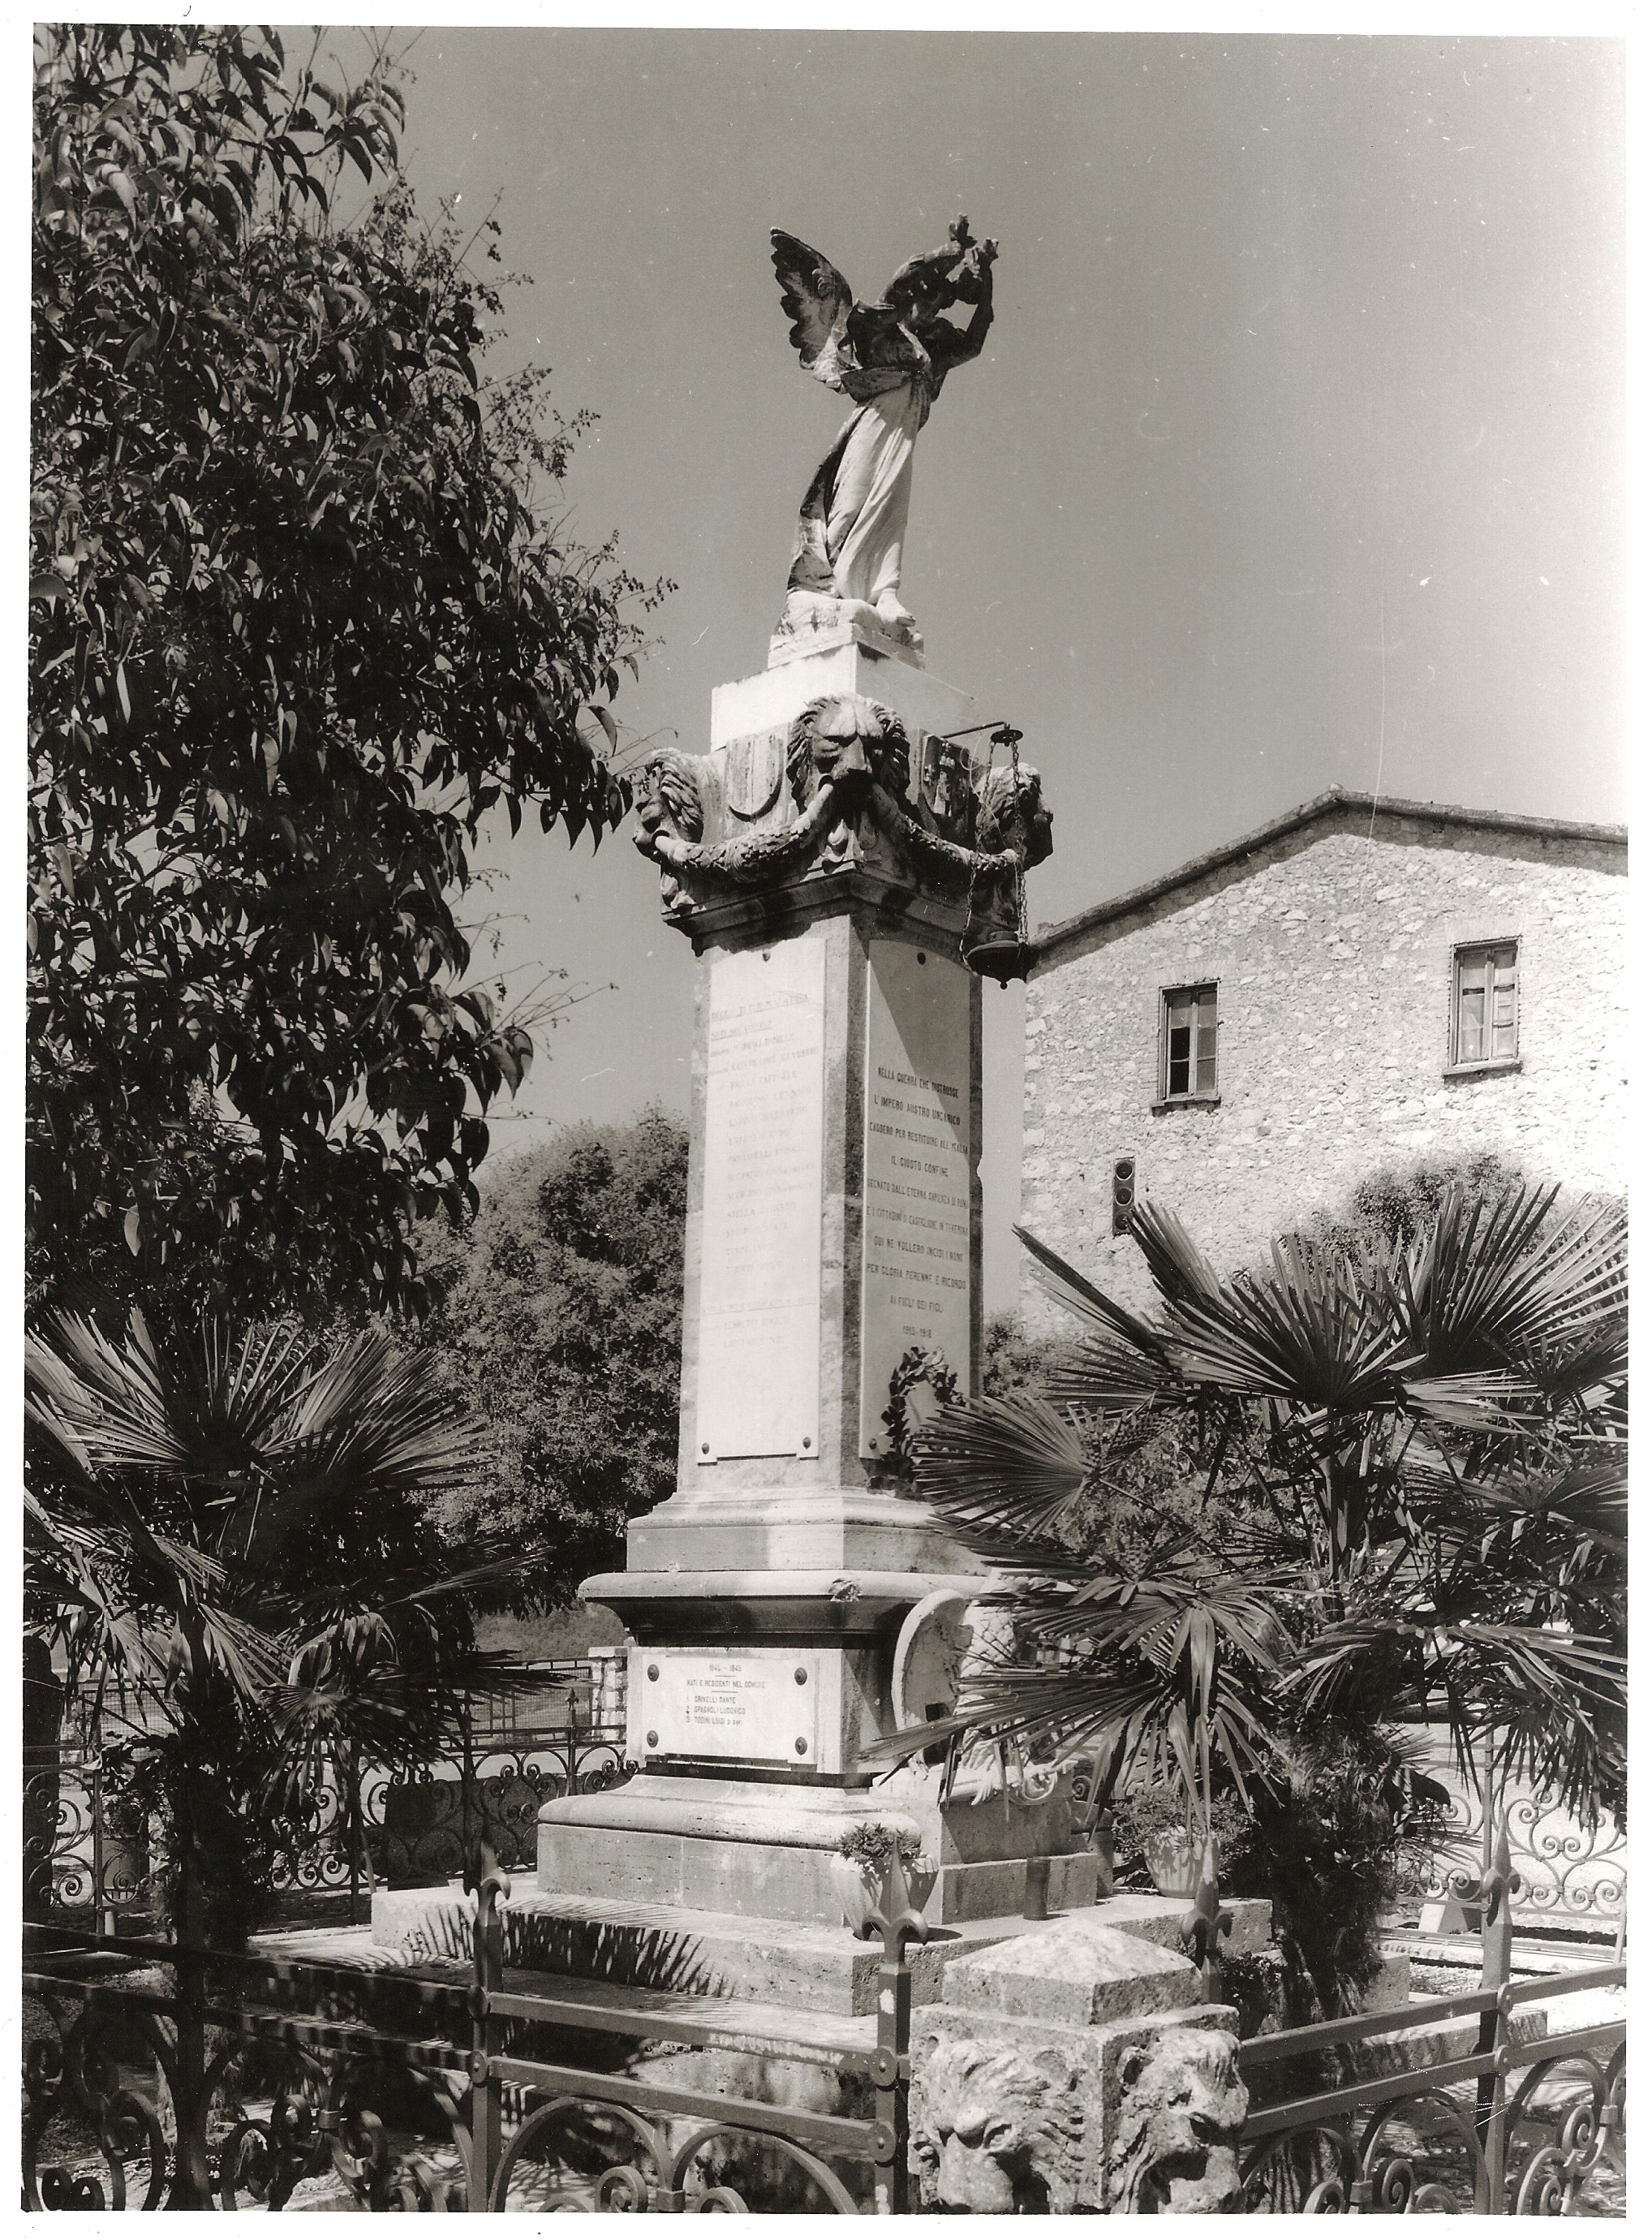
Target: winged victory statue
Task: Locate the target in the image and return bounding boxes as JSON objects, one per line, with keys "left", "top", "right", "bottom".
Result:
{"left": 769, "top": 217, "right": 996, "bottom": 661}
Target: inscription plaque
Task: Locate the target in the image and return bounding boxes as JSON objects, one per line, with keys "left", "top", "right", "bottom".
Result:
{"left": 629, "top": 1648, "right": 820, "bottom": 1767}
{"left": 695, "top": 938, "right": 826, "bottom": 1461}
{"left": 860, "top": 942, "right": 974, "bottom": 1456}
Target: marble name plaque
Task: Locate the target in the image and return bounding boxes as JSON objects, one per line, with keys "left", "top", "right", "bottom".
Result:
{"left": 860, "top": 941, "right": 974, "bottom": 1457}
{"left": 695, "top": 938, "right": 826, "bottom": 1461}
{"left": 628, "top": 1648, "right": 820, "bottom": 1767}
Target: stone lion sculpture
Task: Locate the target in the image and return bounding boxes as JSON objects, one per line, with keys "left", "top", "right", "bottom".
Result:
{"left": 634, "top": 695, "right": 909, "bottom": 915}
{"left": 910, "top": 2035, "right": 1086, "bottom": 2215}
{"left": 784, "top": 692, "right": 910, "bottom": 815}
{"left": 1107, "top": 2025, "right": 1248, "bottom": 2215}
{"left": 977, "top": 758, "right": 1053, "bottom": 872}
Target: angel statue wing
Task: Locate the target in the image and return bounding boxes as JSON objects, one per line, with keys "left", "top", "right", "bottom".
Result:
{"left": 770, "top": 231, "right": 856, "bottom": 394}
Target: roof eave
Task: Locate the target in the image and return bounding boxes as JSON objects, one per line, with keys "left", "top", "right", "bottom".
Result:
{"left": 1031, "top": 788, "right": 1627, "bottom": 974}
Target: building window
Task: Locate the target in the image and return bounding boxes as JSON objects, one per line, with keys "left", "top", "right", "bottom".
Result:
{"left": 1452, "top": 942, "right": 1519, "bottom": 1068}
{"left": 1161, "top": 984, "right": 1218, "bottom": 1101}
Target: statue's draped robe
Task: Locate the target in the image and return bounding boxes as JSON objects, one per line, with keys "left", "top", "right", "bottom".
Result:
{"left": 788, "top": 377, "right": 929, "bottom": 611}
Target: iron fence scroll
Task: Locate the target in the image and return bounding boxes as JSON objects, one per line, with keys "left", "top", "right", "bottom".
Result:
{"left": 1236, "top": 1824, "right": 1625, "bottom": 2224}
{"left": 27, "top": 1675, "right": 627, "bottom": 1928}
{"left": 1388, "top": 1725, "right": 1627, "bottom": 1940}
{"left": 21, "top": 1849, "right": 920, "bottom": 2214}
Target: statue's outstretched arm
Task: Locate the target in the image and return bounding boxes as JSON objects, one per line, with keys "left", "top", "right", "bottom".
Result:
{"left": 953, "top": 261, "right": 995, "bottom": 363}
{"left": 928, "top": 260, "right": 994, "bottom": 375}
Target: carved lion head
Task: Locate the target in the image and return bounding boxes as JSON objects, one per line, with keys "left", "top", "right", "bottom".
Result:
{"left": 1108, "top": 2026, "right": 1247, "bottom": 2216}
{"left": 911, "top": 2035, "right": 1086, "bottom": 2215}
{"left": 785, "top": 695, "right": 910, "bottom": 814}
{"left": 635, "top": 749, "right": 705, "bottom": 845}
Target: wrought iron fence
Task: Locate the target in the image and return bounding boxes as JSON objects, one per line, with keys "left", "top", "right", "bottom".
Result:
{"left": 1387, "top": 1729, "right": 1627, "bottom": 1942}
{"left": 22, "top": 1856, "right": 925, "bottom": 2213}
{"left": 1237, "top": 1826, "right": 1627, "bottom": 2215}
{"left": 272, "top": 1721, "right": 630, "bottom": 1909}
{"left": 24, "top": 1676, "right": 628, "bottom": 1929}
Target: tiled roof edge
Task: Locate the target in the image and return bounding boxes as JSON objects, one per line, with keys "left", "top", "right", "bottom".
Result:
{"left": 1031, "top": 789, "right": 1628, "bottom": 971}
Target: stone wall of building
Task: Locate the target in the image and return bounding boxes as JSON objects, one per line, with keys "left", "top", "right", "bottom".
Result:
{"left": 1018, "top": 821, "right": 1626, "bottom": 1330}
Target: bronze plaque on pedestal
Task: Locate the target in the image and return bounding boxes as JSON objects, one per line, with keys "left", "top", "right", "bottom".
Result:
{"left": 629, "top": 1648, "right": 820, "bottom": 1767}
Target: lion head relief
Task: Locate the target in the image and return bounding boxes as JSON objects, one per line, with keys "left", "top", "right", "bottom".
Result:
{"left": 1108, "top": 2025, "right": 1247, "bottom": 2216}
{"left": 785, "top": 694, "right": 910, "bottom": 816}
{"left": 976, "top": 760, "right": 1053, "bottom": 868}
{"left": 910, "top": 2035, "right": 1086, "bottom": 2215}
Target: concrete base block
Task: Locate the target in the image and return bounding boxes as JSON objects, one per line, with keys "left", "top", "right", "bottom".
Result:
{"left": 536, "top": 1816, "right": 1098, "bottom": 1928}
{"left": 1418, "top": 1896, "right": 1480, "bottom": 1934}
{"left": 1357, "top": 1951, "right": 1413, "bottom": 2014}
{"left": 536, "top": 1768, "right": 1098, "bottom": 1928}
{"left": 369, "top": 1880, "right": 471, "bottom": 1954}
{"left": 709, "top": 634, "right": 971, "bottom": 751}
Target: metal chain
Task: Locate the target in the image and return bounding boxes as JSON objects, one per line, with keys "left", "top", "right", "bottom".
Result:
{"left": 958, "top": 728, "right": 997, "bottom": 968}
{"left": 1006, "top": 727, "right": 1028, "bottom": 945}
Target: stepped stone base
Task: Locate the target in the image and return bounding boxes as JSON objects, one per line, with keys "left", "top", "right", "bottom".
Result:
{"left": 372, "top": 1885, "right": 1071, "bottom": 2016}
{"left": 368, "top": 1885, "right": 1274, "bottom": 2022}
{"left": 536, "top": 1771, "right": 1098, "bottom": 1927}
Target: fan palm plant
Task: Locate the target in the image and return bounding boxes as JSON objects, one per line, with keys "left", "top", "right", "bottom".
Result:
{"left": 25, "top": 1308, "right": 523, "bottom": 1943}
{"left": 875, "top": 1180, "right": 1625, "bottom": 2005}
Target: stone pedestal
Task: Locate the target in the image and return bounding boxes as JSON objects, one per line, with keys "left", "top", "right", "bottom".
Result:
{"left": 536, "top": 629, "right": 1074, "bottom": 1954}
{"left": 909, "top": 1912, "right": 1250, "bottom": 2214}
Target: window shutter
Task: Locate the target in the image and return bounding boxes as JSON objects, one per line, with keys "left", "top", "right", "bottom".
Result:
{"left": 1194, "top": 989, "right": 1218, "bottom": 1094}
{"left": 1490, "top": 947, "right": 1517, "bottom": 1058}
{"left": 1452, "top": 941, "right": 1519, "bottom": 1066}
{"left": 1161, "top": 984, "right": 1218, "bottom": 1100}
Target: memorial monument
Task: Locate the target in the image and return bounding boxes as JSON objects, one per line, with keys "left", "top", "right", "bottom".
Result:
{"left": 529, "top": 219, "right": 1080, "bottom": 2002}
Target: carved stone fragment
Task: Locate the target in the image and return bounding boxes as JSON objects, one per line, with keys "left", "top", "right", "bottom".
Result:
{"left": 1108, "top": 2025, "right": 1249, "bottom": 2214}
{"left": 910, "top": 1910, "right": 1253, "bottom": 2214}
{"left": 910, "top": 2035, "right": 1088, "bottom": 2215}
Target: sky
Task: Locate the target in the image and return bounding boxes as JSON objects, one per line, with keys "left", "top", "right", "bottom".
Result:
{"left": 385, "top": 30, "right": 1624, "bottom": 1310}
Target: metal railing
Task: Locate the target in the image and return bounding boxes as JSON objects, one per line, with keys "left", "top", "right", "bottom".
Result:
{"left": 21, "top": 1853, "right": 926, "bottom": 2214}
{"left": 1237, "top": 1824, "right": 1627, "bottom": 2215}
{"left": 1385, "top": 1723, "right": 1627, "bottom": 1943}
{"left": 24, "top": 1676, "right": 628, "bottom": 1929}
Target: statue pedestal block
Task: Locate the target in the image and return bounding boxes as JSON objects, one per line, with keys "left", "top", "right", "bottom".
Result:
{"left": 535, "top": 649, "right": 1063, "bottom": 2013}
{"left": 714, "top": 624, "right": 971, "bottom": 749}
{"left": 534, "top": 1768, "right": 1098, "bottom": 1928}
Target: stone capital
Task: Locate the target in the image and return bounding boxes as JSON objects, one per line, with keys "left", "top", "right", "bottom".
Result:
{"left": 631, "top": 644, "right": 1051, "bottom": 981}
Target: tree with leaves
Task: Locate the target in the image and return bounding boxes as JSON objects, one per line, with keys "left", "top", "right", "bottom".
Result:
{"left": 26, "top": 1307, "right": 517, "bottom": 1945}
{"left": 883, "top": 1181, "right": 1626, "bottom": 2014}
{"left": 407, "top": 1109, "right": 689, "bottom": 1608}
{"left": 30, "top": 24, "right": 667, "bottom": 1326}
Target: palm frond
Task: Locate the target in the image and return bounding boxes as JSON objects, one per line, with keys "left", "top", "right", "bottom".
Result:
{"left": 241, "top": 1329, "right": 480, "bottom": 1568}
{"left": 1399, "top": 1370, "right": 1541, "bottom": 1432}
{"left": 1127, "top": 1200, "right": 1227, "bottom": 1309}
{"left": 1395, "top": 1183, "right": 1626, "bottom": 1381}
{"left": 910, "top": 1390, "right": 1092, "bottom": 1556}
{"left": 1154, "top": 1234, "right": 1413, "bottom": 1413}
{"left": 1039, "top": 1329, "right": 1183, "bottom": 1410}
{"left": 1013, "top": 1225, "right": 1174, "bottom": 1360}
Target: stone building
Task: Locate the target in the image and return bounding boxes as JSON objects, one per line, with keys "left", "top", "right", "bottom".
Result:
{"left": 1018, "top": 788, "right": 1627, "bottom": 1328}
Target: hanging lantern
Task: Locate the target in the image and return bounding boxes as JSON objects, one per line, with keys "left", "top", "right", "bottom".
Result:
{"left": 961, "top": 919, "right": 1037, "bottom": 984}
{"left": 954, "top": 721, "right": 1036, "bottom": 984}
